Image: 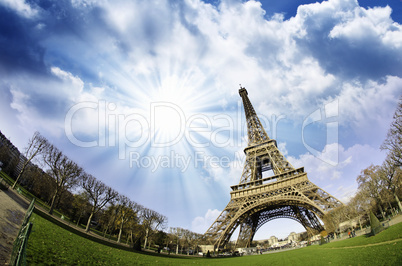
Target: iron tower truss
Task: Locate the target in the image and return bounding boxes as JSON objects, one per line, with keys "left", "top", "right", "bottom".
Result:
{"left": 204, "top": 87, "right": 342, "bottom": 249}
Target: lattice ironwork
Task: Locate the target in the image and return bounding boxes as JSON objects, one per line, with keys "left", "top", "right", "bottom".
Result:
{"left": 204, "top": 87, "right": 342, "bottom": 249}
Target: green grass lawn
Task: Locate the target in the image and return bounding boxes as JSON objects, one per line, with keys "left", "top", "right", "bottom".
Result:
{"left": 27, "top": 213, "right": 402, "bottom": 265}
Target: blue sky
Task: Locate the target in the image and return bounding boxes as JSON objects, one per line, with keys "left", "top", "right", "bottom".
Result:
{"left": 1, "top": 0, "right": 401, "bottom": 240}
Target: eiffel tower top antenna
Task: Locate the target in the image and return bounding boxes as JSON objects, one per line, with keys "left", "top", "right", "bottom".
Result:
{"left": 238, "top": 86, "right": 270, "bottom": 145}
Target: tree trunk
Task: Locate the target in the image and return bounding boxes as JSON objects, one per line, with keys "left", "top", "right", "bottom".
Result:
{"left": 103, "top": 225, "right": 109, "bottom": 237}
{"left": 56, "top": 190, "right": 64, "bottom": 210}
{"left": 86, "top": 212, "right": 94, "bottom": 232}
{"left": 378, "top": 203, "right": 386, "bottom": 220}
{"left": 12, "top": 163, "right": 27, "bottom": 189}
{"left": 117, "top": 218, "right": 124, "bottom": 243}
{"left": 108, "top": 212, "right": 118, "bottom": 239}
{"left": 49, "top": 190, "right": 58, "bottom": 215}
{"left": 144, "top": 228, "right": 149, "bottom": 250}
{"left": 387, "top": 201, "right": 395, "bottom": 216}
{"left": 76, "top": 214, "right": 81, "bottom": 226}
{"left": 130, "top": 230, "right": 136, "bottom": 247}
{"left": 394, "top": 192, "right": 402, "bottom": 212}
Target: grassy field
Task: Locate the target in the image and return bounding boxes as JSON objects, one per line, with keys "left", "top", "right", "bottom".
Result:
{"left": 27, "top": 213, "right": 402, "bottom": 265}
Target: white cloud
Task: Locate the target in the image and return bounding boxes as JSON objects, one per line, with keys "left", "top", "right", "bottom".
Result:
{"left": 10, "top": 89, "right": 29, "bottom": 115}
{"left": 51, "top": 67, "right": 84, "bottom": 99}
{"left": 7, "top": 67, "right": 111, "bottom": 138}
{"left": 81, "top": 0, "right": 401, "bottom": 136}
{"left": 9, "top": 88, "right": 62, "bottom": 136}
{"left": 71, "top": 0, "right": 100, "bottom": 8}
{"left": 329, "top": 5, "right": 401, "bottom": 47}
{"left": 336, "top": 76, "right": 402, "bottom": 141}
{"left": 288, "top": 142, "right": 387, "bottom": 202}
{"left": 278, "top": 142, "right": 288, "bottom": 156}
{"left": 0, "top": 0, "right": 38, "bottom": 18}
{"left": 191, "top": 208, "right": 221, "bottom": 234}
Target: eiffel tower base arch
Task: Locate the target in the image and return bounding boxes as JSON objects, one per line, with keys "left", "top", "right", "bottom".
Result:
{"left": 235, "top": 204, "right": 324, "bottom": 248}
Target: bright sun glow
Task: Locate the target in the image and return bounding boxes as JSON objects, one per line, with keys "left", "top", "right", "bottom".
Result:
{"left": 148, "top": 75, "right": 197, "bottom": 143}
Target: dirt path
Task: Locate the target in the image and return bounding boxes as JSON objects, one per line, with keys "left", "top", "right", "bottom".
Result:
{"left": 0, "top": 189, "right": 28, "bottom": 265}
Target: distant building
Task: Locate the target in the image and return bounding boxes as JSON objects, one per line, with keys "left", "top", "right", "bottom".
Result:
{"left": 256, "top": 231, "right": 303, "bottom": 247}
{"left": 0, "top": 131, "right": 26, "bottom": 177}
{"left": 236, "top": 247, "right": 257, "bottom": 255}
{"left": 288, "top": 232, "right": 299, "bottom": 242}
{"left": 199, "top": 244, "right": 214, "bottom": 254}
{"left": 268, "top": 235, "right": 278, "bottom": 246}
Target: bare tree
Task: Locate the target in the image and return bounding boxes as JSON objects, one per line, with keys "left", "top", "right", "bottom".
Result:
{"left": 116, "top": 196, "right": 140, "bottom": 243}
{"left": 116, "top": 195, "right": 130, "bottom": 242}
{"left": 357, "top": 165, "right": 386, "bottom": 220}
{"left": 169, "top": 227, "right": 183, "bottom": 254}
{"left": 99, "top": 203, "right": 119, "bottom": 238}
{"left": 125, "top": 203, "right": 144, "bottom": 250}
{"left": 379, "top": 157, "right": 402, "bottom": 212}
{"left": 381, "top": 97, "right": 402, "bottom": 167}
{"left": 323, "top": 206, "right": 347, "bottom": 233}
{"left": 189, "top": 231, "right": 202, "bottom": 254}
{"left": 12, "top": 131, "right": 49, "bottom": 189}
{"left": 182, "top": 229, "right": 197, "bottom": 255}
{"left": 72, "top": 191, "right": 91, "bottom": 226}
{"left": 43, "top": 144, "right": 83, "bottom": 214}
{"left": 141, "top": 208, "right": 167, "bottom": 249}
{"left": 349, "top": 189, "right": 371, "bottom": 216}
{"left": 81, "top": 173, "right": 118, "bottom": 232}
{"left": 167, "top": 227, "right": 198, "bottom": 254}
{"left": 25, "top": 165, "right": 56, "bottom": 204}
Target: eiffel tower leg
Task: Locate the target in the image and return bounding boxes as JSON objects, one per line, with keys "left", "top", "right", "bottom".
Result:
{"left": 235, "top": 213, "right": 259, "bottom": 248}
{"left": 236, "top": 223, "right": 253, "bottom": 248}
{"left": 291, "top": 206, "right": 323, "bottom": 236}
{"left": 305, "top": 209, "right": 324, "bottom": 233}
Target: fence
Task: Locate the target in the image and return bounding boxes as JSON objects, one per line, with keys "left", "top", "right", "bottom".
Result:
{"left": 9, "top": 198, "right": 35, "bottom": 266}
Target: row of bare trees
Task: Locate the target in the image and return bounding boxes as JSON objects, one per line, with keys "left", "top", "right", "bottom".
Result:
{"left": 96, "top": 196, "right": 167, "bottom": 249}
{"left": 1, "top": 130, "right": 208, "bottom": 253}
{"left": 168, "top": 227, "right": 204, "bottom": 255}
{"left": 0, "top": 131, "right": 168, "bottom": 249}
{"left": 324, "top": 97, "right": 402, "bottom": 232}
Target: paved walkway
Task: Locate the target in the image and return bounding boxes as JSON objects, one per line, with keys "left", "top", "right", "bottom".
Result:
{"left": 330, "top": 213, "right": 402, "bottom": 242}
{"left": 389, "top": 213, "right": 402, "bottom": 226}
{"left": 0, "top": 189, "right": 28, "bottom": 265}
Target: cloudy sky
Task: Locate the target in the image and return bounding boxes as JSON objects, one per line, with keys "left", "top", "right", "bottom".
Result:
{"left": 1, "top": 0, "right": 401, "bottom": 240}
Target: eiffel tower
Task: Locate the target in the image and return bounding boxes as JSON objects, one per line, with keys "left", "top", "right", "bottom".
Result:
{"left": 204, "top": 87, "right": 342, "bottom": 249}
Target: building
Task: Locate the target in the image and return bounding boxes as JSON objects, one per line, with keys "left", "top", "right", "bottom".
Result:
{"left": 268, "top": 235, "right": 278, "bottom": 246}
